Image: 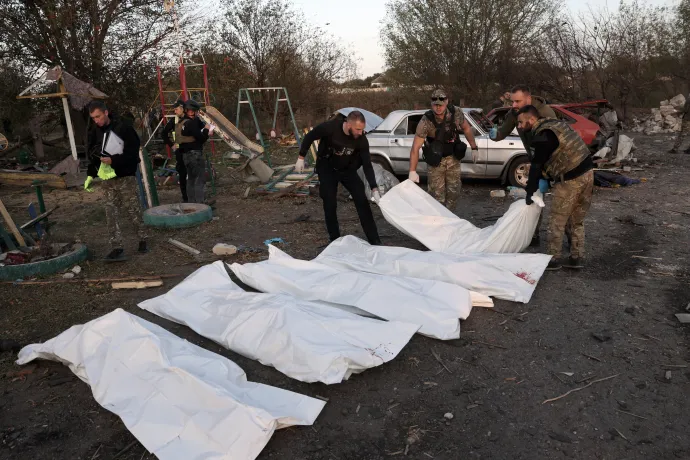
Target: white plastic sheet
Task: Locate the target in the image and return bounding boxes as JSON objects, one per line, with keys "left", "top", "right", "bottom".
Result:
{"left": 357, "top": 163, "right": 399, "bottom": 200}
{"left": 230, "top": 246, "right": 475, "bottom": 340}
{"left": 16, "top": 309, "right": 325, "bottom": 460}
{"left": 379, "top": 180, "right": 543, "bottom": 254}
{"left": 139, "top": 262, "right": 419, "bottom": 384}
{"left": 315, "top": 236, "right": 551, "bottom": 303}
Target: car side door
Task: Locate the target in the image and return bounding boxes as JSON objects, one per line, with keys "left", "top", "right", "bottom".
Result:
{"left": 388, "top": 114, "right": 426, "bottom": 174}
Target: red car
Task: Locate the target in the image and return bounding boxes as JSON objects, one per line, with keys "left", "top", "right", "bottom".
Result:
{"left": 487, "top": 100, "right": 607, "bottom": 148}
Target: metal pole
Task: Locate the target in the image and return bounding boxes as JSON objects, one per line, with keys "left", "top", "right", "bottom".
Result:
{"left": 202, "top": 63, "right": 217, "bottom": 158}
{"left": 157, "top": 66, "right": 171, "bottom": 159}
{"left": 246, "top": 90, "right": 266, "bottom": 150}
{"left": 236, "top": 89, "right": 243, "bottom": 127}
{"left": 179, "top": 63, "right": 188, "bottom": 101}
{"left": 272, "top": 88, "right": 280, "bottom": 130}
{"left": 282, "top": 87, "right": 301, "bottom": 148}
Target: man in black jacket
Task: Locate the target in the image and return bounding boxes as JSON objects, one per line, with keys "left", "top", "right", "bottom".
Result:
{"left": 176, "top": 100, "right": 212, "bottom": 203}
{"left": 295, "top": 111, "right": 381, "bottom": 245}
{"left": 85, "top": 101, "right": 147, "bottom": 262}
{"left": 161, "top": 99, "right": 188, "bottom": 201}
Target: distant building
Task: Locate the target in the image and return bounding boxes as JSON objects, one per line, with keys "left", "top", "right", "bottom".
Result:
{"left": 371, "top": 74, "right": 391, "bottom": 88}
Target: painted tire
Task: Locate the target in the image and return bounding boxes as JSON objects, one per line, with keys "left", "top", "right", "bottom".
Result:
{"left": 143, "top": 203, "right": 213, "bottom": 229}
{"left": 0, "top": 243, "right": 88, "bottom": 281}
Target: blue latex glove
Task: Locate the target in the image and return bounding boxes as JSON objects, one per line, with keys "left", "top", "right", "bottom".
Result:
{"left": 489, "top": 127, "right": 498, "bottom": 140}
{"left": 538, "top": 179, "right": 550, "bottom": 194}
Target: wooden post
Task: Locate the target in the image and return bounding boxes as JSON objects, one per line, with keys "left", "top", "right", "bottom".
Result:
{"left": 59, "top": 81, "right": 78, "bottom": 160}
{"left": 138, "top": 148, "right": 153, "bottom": 208}
{"left": 29, "top": 118, "right": 45, "bottom": 159}
{"left": 0, "top": 198, "right": 26, "bottom": 247}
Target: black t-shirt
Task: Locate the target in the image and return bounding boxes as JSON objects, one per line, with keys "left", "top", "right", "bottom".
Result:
{"left": 299, "top": 117, "right": 377, "bottom": 189}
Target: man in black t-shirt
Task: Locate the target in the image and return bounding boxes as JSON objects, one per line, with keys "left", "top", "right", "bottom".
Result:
{"left": 295, "top": 111, "right": 381, "bottom": 245}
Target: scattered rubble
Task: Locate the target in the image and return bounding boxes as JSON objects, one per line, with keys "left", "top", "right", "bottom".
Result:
{"left": 213, "top": 243, "right": 238, "bottom": 256}
{"left": 631, "top": 94, "right": 685, "bottom": 135}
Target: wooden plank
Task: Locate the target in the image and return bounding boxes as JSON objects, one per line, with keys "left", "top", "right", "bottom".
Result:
{"left": 167, "top": 238, "right": 201, "bottom": 255}
{"left": 20, "top": 206, "right": 58, "bottom": 230}
{"left": 16, "top": 92, "right": 69, "bottom": 100}
{"left": 675, "top": 313, "right": 690, "bottom": 324}
{"left": 0, "top": 198, "right": 26, "bottom": 247}
{"left": 0, "top": 170, "right": 67, "bottom": 189}
{"left": 112, "top": 280, "right": 164, "bottom": 290}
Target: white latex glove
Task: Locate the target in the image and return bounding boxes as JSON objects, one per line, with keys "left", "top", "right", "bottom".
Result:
{"left": 531, "top": 195, "right": 545, "bottom": 208}
{"left": 471, "top": 148, "right": 479, "bottom": 164}
{"left": 371, "top": 189, "right": 381, "bottom": 204}
{"left": 208, "top": 124, "right": 216, "bottom": 136}
{"left": 295, "top": 157, "right": 305, "bottom": 173}
{"left": 408, "top": 171, "right": 420, "bottom": 183}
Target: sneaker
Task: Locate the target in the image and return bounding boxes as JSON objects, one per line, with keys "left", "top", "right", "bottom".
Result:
{"left": 669, "top": 148, "right": 679, "bottom": 154}
{"left": 369, "top": 238, "right": 383, "bottom": 246}
{"left": 546, "top": 259, "right": 562, "bottom": 271}
{"left": 563, "top": 257, "right": 583, "bottom": 269}
{"left": 529, "top": 235, "right": 540, "bottom": 247}
{"left": 138, "top": 240, "right": 149, "bottom": 254}
{"left": 103, "top": 248, "right": 127, "bottom": 262}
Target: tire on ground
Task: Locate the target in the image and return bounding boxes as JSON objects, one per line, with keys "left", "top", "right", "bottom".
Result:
{"left": 143, "top": 203, "right": 213, "bottom": 229}
{"left": 0, "top": 243, "right": 88, "bottom": 281}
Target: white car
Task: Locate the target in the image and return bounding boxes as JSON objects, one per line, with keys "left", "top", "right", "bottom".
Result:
{"left": 338, "top": 108, "right": 531, "bottom": 187}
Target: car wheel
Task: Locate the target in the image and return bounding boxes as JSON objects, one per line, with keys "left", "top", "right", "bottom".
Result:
{"left": 371, "top": 155, "right": 394, "bottom": 174}
{"left": 508, "top": 157, "right": 530, "bottom": 188}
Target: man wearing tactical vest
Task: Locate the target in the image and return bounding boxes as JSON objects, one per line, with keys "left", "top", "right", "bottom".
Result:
{"left": 176, "top": 100, "right": 214, "bottom": 203}
{"left": 517, "top": 105, "right": 594, "bottom": 271}
{"left": 490, "top": 84, "right": 556, "bottom": 246}
{"left": 408, "top": 89, "right": 479, "bottom": 210}
{"left": 161, "top": 99, "right": 188, "bottom": 202}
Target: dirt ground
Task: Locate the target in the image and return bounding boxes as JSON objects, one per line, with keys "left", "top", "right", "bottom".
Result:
{"left": 1, "top": 133, "right": 689, "bottom": 460}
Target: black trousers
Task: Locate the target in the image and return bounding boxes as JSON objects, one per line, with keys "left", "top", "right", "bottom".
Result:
{"left": 317, "top": 162, "right": 380, "bottom": 244}
{"left": 175, "top": 150, "right": 188, "bottom": 202}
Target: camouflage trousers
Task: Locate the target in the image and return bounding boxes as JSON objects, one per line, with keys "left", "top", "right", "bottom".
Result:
{"left": 102, "top": 176, "right": 146, "bottom": 250}
{"left": 547, "top": 170, "right": 594, "bottom": 259}
{"left": 672, "top": 117, "right": 690, "bottom": 151}
{"left": 427, "top": 156, "right": 462, "bottom": 210}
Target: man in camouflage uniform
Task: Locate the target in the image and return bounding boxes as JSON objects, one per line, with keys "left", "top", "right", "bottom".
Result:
{"left": 408, "top": 89, "right": 479, "bottom": 210}
{"left": 85, "top": 101, "right": 147, "bottom": 262}
{"left": 517, "top": 105, "right": 594, "bottom": 271}
{"left": 490, "top": 84, "right": 556, "bottom": 246}
{"left": 669, "top": 93, "right": 690, "bottom": 154}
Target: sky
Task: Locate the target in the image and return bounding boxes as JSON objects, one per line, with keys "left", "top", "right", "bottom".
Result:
{"left": 290, "top": 0, "right": 676, "bottom": 78}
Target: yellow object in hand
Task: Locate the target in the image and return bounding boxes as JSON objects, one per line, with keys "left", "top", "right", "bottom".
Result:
{"left": 84, "top": 176, "right": 94, "bottom": 192}
{"left": 98, "top": 163, "right": 117, "bottom": 180}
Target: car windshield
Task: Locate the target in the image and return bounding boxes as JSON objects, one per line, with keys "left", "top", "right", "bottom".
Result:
{"left": 469, "top": 110, "right": 493, "bottom": 132}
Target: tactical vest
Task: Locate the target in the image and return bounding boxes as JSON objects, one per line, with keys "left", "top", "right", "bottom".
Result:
{"left": 532, "top": 118, "right": 590, "bottom": 181}
{"left": 174, "top": 119, "right": 196, "bottom": 145}
{"left": 424, "top": 106, "right": 460, "bottom": 157}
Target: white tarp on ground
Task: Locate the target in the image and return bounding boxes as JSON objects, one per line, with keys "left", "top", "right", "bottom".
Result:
{"left": 16, "top": 309, "right": 325, "bottom": 460}
{"left": 379, "top": 180, "right": 544, "bottom": 254}
{"left": 229, "top": 245, "right": 479, "bottom": 340}
{"left": 315, "top": 236, "right": 552, "bottom": 303}
{"left": 138, "top": 262, "right": 419, "bottom": 384}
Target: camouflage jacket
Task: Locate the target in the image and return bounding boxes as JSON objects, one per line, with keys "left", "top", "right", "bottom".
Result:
{"left": 415, "top": 106, "right": 465, "bottom": 140}
{"left": 494, "top": 96, "right": 556, "bottom": 155}
{"left": 532, "top": 118, "right": 590, "bottom": 181}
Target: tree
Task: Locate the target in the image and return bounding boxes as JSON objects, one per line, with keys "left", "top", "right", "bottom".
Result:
{"left": 381, "top": 0, "right": 558, "bottom": 103}
{"left": 219, "top": 0, "right": 356, "bottom": 126}
{"left": 0, "top": 0, "right": 184, "bottom": 109}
